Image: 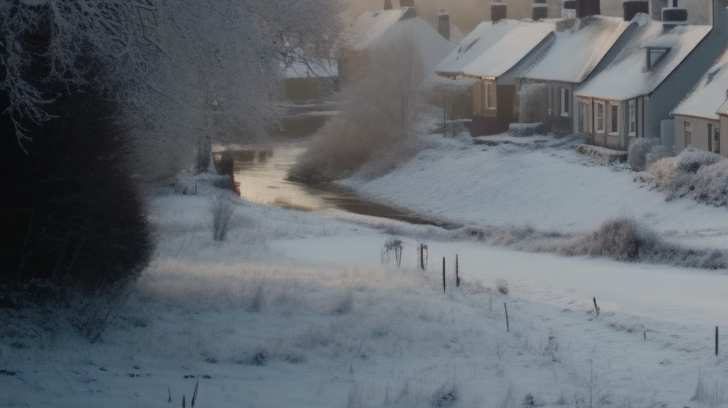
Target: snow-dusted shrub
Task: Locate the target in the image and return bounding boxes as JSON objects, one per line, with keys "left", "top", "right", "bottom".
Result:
{"left": 209, "top": 195, "right": 236, "bottom": 242}
{"left": 638, "top": 147, "right": 728, "bottom": 205}
{"left": 627, "top": 137, "right": 660, "bottom": 171}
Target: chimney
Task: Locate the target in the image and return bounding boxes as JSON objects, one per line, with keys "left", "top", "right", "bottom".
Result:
{"left": 438, "top": 9, "right": 451, "bottom": 40}
{"left": 662, "top": 0, "right": 688, "bottom": 29}
{"left": 649, "top": 0, "right": 667, "bottom": 20}
{"left": 533, "top": 0, "right": 549, "bottom": 20}
{"left": 491, "top": 0, "right": 507, "bottom": 22}
{"left": 400, "top": 0, "right": 415, "bottom": 8}
{"left": 576, "top": 0, "right": 600, "bottom": 18}
{"left": 384, "top": 0, "right": 392, "bottom": 10}
{"left": 562, "top": 0, "right": 577, "bottom": 18}
{"left": 623, "top": 1, "right": 648, "bottom": 21}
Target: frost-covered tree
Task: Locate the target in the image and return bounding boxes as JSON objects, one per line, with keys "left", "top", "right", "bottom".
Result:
{"left": 1, "top": 0, "right": 343, "bottom": 175}
{"left": 290, "top": 27, "right": 428, "bottom": 183}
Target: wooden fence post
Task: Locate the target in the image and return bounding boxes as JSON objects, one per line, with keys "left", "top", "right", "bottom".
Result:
{"left": 504, "top": 302, "right": 509, "bottom": 332}
{"left": 455, "top": 254, "right": 460, "bottom": 288}
{"left": 442, "top": 257, "right": 446, "bottom": 293}
{"left": 593, "top": 297, "right": 600, "bottom": 317}
{"left": 716, "top": 326, "right": 719, "bottom": 356}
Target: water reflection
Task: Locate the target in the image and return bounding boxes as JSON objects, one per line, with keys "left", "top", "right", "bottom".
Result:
{"left": 231, "top": 143, "right": 449, "bottom": 227}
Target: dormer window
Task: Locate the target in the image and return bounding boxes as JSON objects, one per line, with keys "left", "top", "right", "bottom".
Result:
{"left": 646, "top": 47, "right": 670, "bottom": 70}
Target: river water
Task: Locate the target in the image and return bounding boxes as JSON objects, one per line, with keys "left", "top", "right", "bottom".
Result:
{"left": 231, "top": 107, "right": 445, "bottom": 227}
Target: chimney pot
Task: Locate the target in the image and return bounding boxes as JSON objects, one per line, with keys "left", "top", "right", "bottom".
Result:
{"left": 491, "top": 2, "right": 508, "bottom": 22}
{"left": 438, "top": 10, "right": 451, "bottom": 41}
{"left": 576, "top": 0, "right": 601, "bottom": 18}
{"left": 384, "top": 0, "right": 392, "bottom": 10}
{"left": 533, "top": 2, "right": 548, "bottom": 20}
{"left": 623, "top": 1, "right": 648, "bottom": 21}
{"left": 400, "top": 0, "right": 415, "bottom": 8}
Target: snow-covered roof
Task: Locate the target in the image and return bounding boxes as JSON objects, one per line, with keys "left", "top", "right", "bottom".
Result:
{"left": 519, "top": 16, "right": 631, "bottom": 83}
{"left": 334, "top": 9, "right": 453, "bottom": 74}
{"left": 461, "top": 20, "right": 556, "bottom": 79}
{"left": 674, "top": 48, "right": 728, "bottom": 119}
{"left": 381, "top": 17, "right": 455, "bottom": 74}
{"left": 576, "top": 16, "right": 712, "bottom": 101}
{"left": 283, "top": 59, "right": 338, "bottom": 79}
{"left": 435, "top": 20, "right": 518, "bottom": 77}
{"left": 336, "top": 9, "right": 410, "bottom": 52}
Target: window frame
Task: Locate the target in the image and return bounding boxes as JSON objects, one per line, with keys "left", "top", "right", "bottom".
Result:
{"left": 608, "top": 102, "right": 620, "bottom": 135}
{"left": 628, "top": 100, "right": 636, "bottom": 137}
{"left": 484, "top": 81, "right": 496, "bottom": 110}
{"left": 595, "top": 101, "right": 605, "bottom": 133}
{"left": 560, "top": 87, "right": 571, "bottom": 117}
{"left": 684, "top": 120, "right": 692, "bottom": 148}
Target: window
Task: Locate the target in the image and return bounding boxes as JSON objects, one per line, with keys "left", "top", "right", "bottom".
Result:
{"left": 684, "top": 121, "right": 692, "bottom": 147}
{"left": 595, "top": 101, "right": 605, "bottom": 133}
{"left": 646, "top": 47, "right": 669, "bottom": 70}
{"left": 609, "top": 103, "right": 619, "bottom": 134}
{"left": 579, "top": 101, "right": 589, "bottom": 133}
{"left": 484, "top": 81, "right": 496, "bottom": 109}
{"left": 473, "top": 81, "right": 483, "bottom": 115}
{"left": 710, "top": 123, "right": 720, "bottom": 154}
{"left": 560, "top": 87, "right": 571, "bottom": 117}
{"left": 715, "top": 129, "right": 721, "bottom": 154}
{"left": 628, "top": 100, "right": 636, "bottom": 136}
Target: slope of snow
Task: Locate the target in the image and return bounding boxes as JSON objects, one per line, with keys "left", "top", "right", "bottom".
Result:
{"left": 341, "top": 134, "right": 728, "bottom": 249}
{"left": 5, "top": 133, "right": 728, "bottom": 408}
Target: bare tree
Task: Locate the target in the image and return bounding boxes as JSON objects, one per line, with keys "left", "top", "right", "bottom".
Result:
{"left": 291, "top": 23, "right": 427, "bottom": 182}
{"left": 1, "top": 0, "right": 343, "bottom": 175}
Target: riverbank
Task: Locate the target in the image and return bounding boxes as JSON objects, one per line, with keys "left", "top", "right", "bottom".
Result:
{"left": 339, "top": 132, "right": 728, "bottom": 251}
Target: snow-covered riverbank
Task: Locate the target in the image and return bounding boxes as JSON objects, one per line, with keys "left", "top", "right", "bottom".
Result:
{"left": 4, "top": 134, "right": 728, "bottom": 407}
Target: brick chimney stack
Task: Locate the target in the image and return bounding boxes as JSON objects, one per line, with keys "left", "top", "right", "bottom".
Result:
{"left": 438, "top": 10, "right": 451, "bottom": 40}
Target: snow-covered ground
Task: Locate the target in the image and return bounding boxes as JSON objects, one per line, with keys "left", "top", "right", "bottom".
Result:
{"left": 3, "top": 133, "right": 728, "bottom": 408}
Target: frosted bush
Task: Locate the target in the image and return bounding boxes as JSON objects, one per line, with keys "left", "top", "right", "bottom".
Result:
{"left": 638, "top": 147, "right": 728, "bottom": 205}
{"left": 627, "top": 137, "right": 660, "bottom": 171}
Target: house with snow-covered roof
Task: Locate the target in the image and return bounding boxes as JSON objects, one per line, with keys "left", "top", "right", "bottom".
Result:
{"left": 516, "top": 12, "right": 636, "bottom": 134}
{"left": 432, "top": 19, "right": 519, "bottom": 121}
{"left": 459, "top": 19, "right": 557, "bottom": 135}
{"left": 334, "top": 3, "right": 453, "bottom": 86}
{"left": 574, "top": 0, "right": 727, "bottom": 150}
{"left": 671, "top": 48, "right": 728, "bottom": 156}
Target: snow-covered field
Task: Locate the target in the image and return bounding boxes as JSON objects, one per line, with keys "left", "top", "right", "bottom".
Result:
{"left": 3, "top": 133, "right": 728, "bottom": 408}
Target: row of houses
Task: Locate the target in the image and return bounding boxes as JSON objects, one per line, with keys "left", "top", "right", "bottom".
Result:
{"left": 326, "top": 0, "right": 728, "bottom": 158}
{"left": 433, "top": 0, "right": 728, "bottom": 156}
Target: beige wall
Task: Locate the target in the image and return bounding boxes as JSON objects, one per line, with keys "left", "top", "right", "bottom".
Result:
{"left": 674, "top": 116, "right": 721, "bottom": 155}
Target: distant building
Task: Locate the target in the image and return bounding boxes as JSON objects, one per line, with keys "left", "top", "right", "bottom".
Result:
{"left": 333, "top": 4, "right": 453, "bottom": 86}
{"left": 672, "top": 48, "right": 728, "bottom": 156}
{"left": 575, "top": 0, "right": 727, "bottom": 150}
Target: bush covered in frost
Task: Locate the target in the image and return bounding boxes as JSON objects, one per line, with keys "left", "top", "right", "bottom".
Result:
{"left": 636, "top": 147, "right": 728, "bottom": 206}
{"left": 627, "top": 137, "right": 662, "bottom": 171}
{"left": 459, "top": 217, "right": 728, "bottom": 269}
